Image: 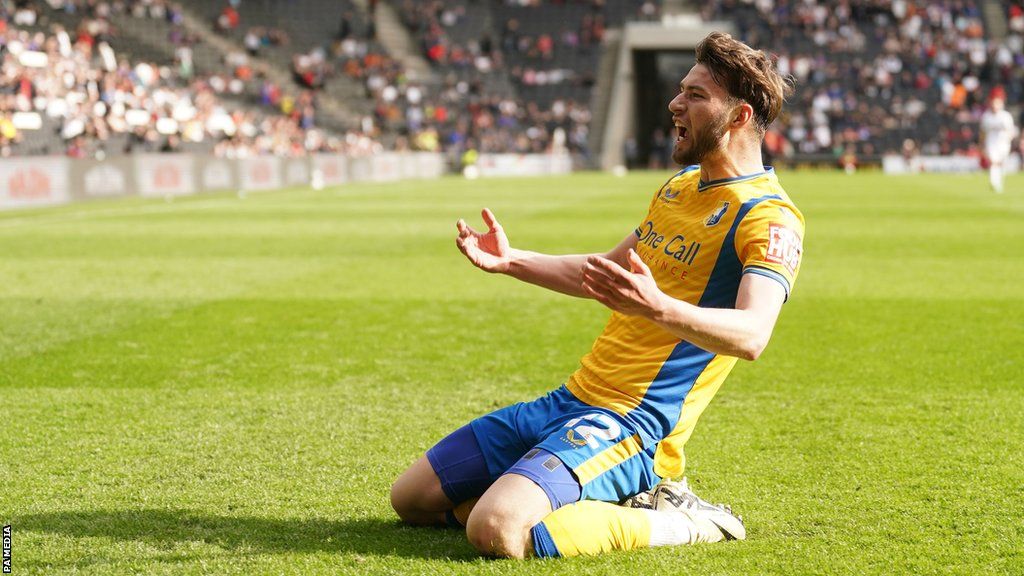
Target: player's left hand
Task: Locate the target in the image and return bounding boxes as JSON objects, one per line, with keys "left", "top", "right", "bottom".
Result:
{"left": 582, "top": 249, "right": 667, "bottom": 318}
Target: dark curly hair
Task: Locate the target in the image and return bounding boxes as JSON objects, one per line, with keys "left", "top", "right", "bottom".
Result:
{"left": 695, "top": 32, "right": 795, "bottom": 134}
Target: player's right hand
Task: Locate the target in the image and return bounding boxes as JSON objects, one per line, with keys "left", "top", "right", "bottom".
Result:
{"left": 456, "top": 208, "right": 511, "bottom": 273}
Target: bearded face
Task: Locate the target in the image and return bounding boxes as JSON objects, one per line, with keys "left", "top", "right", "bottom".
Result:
{"left": 672, "top": 107, "right": 731, "bottom": 166}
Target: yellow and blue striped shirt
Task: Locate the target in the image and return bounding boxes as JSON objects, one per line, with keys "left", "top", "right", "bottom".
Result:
{"left": 566, "top": 166, "right": 805, "bottom": 478}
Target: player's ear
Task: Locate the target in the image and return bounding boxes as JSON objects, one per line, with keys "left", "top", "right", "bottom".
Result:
{"left": 732, "top": 101, "right": 754, "bottom": 129}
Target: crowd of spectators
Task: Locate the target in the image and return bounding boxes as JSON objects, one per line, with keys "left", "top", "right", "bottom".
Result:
{"left": 18, "top": 0, "right": 1019, "bottom": 166}
{"left": 243, "top": 26, "right": 289, "bottom": 57}
{"left": 501, "top": 0, "right": 658, "bottom": 17}
{"left": 701, "top": 0, "right": 1024, "bottom": 162}
{"left": 218, "top": 0, "right": 588, "bottom": 160}
{"left": 3, "top": 0, "right": 645, "bottom": 161}
{"left": 393, "top": 0, "right": 624, "bottom": 88}
{"left": 1011, "top": 2, "right": 1024, "bottom": 34}
{"left": 0, "top": 1, "right": 368, "bottom": 158}
{"left": 395, "top": 2, "right": 502, "bottom": 75}
{"left": 337, "top": 38, "right": 592, "bottom": 159}
{"left": 380, "top": 0, "right": 610, "bottom": 159}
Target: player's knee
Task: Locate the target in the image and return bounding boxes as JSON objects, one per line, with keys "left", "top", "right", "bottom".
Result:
{"left": 390, "top": 477, "right": 425, "bottom": 523}
{"left": 389, "top": 458, "right": 451, "bottom": 524}
{"left": 390, "top": 481, "right": 441, "bottom": 525}
{"left": 465, "top": 508, "right": 531, "bottom": 559}
{"left": 388, "top": 481, "right": 414, "bottom": 522}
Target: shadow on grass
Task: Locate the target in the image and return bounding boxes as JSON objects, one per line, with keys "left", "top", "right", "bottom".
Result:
{"left": 14, "top": 509, "right": 478, "bottom": 563}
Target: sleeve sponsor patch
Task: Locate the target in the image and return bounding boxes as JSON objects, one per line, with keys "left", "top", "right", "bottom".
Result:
{"left": 765, "top": 223, "right": 802, "bottom": 274}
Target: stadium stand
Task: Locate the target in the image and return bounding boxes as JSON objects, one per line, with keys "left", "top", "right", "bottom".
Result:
{"left": 172, "top": 0, "right": 378, "bottom": 123}
{"left": 3, "top": 0, "right": 1020, "bottom": 167}
{"left": 491, "top": 0, "right": 658, "bottom": 106}
{"left": 700, "top": 0, "right": 1023, "bottom": 164}
{"left": 0, "top": 0, "right": 380, "bottom": 159}
{"left": 378, "top": 0, "right": 654, "bottom": 161}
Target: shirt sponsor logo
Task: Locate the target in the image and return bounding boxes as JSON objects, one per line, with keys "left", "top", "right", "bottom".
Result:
{"left": 635, "top": 220, "right": 702, "bottom": 266}
{"left": 765, "top": 224, "right": 801, "bottom": 274}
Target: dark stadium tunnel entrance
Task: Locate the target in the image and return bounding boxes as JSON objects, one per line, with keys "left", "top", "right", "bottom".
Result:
{"left": 632, "top": 50, "right": 697, "bottom": 170}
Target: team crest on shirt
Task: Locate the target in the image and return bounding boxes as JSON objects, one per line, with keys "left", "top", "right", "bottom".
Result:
{"left": 705, "top": 201, "right": 730, "bottom": 226}
{"left": 765, "top": 224, "right": 802, "bottom": 274}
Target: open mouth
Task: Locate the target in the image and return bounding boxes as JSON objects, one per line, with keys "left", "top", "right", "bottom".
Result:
{"left": 676, "top": 126, "right": 688, "bottom": 142}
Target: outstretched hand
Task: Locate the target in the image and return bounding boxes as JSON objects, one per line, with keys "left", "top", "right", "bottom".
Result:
{"left": 456, "top": 208, "right": 512, "bottom": 273}
{"left": 582, "top": 249, "right": 667, "bottom": 318}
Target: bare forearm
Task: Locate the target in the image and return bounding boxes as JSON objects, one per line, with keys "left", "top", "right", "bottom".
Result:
{"left": 504, "top": 248, "right": 591, "bottom": 298}
{"left": 582, "top": 252, "right": 786, "bottom": 362}
{"left": 649, "top": 297, "right": 774, "bottom": 361}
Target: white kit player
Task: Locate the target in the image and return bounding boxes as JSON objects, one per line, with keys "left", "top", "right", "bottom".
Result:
{"left": 979, "top": 97, "right": 1017, "bottom": 193}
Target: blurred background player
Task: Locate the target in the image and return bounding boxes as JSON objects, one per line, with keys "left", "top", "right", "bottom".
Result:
{"left": 979, "top": 95, "right": 1017, "bottom": 193}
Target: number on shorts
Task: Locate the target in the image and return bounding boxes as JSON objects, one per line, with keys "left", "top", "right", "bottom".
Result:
{"left": 563, "top": 413, "right": 621, "bottom": 449}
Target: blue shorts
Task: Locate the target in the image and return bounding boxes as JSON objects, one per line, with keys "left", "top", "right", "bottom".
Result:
{"left": 426, "top": 385, "right": 661, "bottom": 510}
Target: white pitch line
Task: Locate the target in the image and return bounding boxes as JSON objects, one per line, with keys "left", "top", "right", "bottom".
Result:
{"left": 0, "top": 195, "right": 253, "bottom": 229}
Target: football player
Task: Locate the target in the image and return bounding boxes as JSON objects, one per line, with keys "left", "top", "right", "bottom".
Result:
{"left": 391, "top": 32, "right": 804, "bottom": 559}
{"left": 980, "top": 95, "right": 1017, "bottom": 193}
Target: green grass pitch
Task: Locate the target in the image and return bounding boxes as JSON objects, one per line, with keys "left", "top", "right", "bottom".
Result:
{"left": 1, "top": 170, "right": 1022, "bottom": 575}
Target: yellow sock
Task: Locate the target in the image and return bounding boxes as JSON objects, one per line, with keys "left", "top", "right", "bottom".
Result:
{"left": 530, "top": 501, "right": 652, "bottom": 557}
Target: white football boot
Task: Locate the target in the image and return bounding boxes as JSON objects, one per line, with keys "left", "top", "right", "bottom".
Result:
{"left": 653, "top": 478, "right": 746, "bottom": 542}
{"left": 620, "top": 478, "right": 695, "bottom": 511}
{"left": 619, "top": 489, "right": 656, "bottom": 509}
